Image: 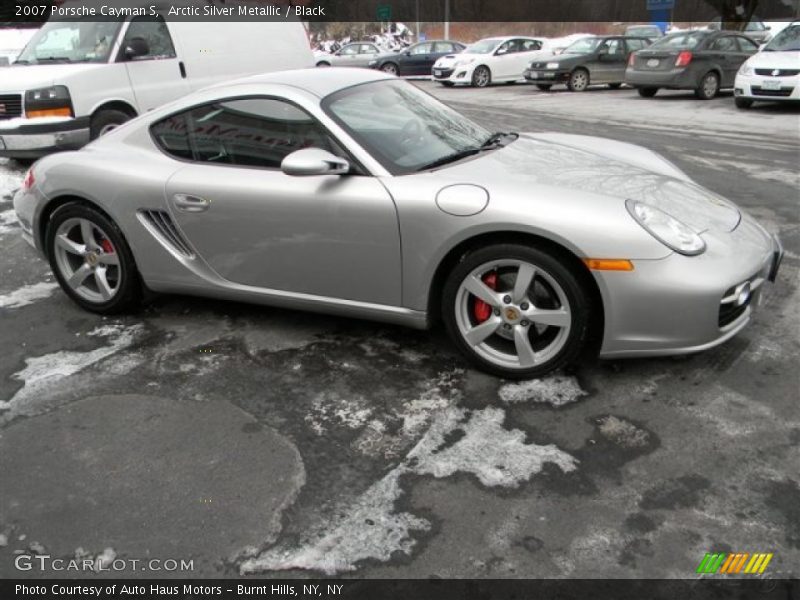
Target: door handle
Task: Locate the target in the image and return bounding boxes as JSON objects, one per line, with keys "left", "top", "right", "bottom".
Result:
{"left": 179, "top": 61, "right": 187, "bottom": 78}
{"left": 173, "top": 194, "right": 210, "bottom": 212}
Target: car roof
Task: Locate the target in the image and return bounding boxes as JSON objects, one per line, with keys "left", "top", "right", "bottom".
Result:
{"left": 218, "top": 67, "right": 391, "bottom": 98}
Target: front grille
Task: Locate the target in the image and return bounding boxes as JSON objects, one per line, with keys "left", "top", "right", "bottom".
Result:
{"left": 718, "top": 276, "right": 759, "bottom": 328}
{"left": 139, "top": 209, "right": 194, "bottom": 258}
{"left": 0, "top": 93, "right": 23, "bottom": 120}
{"left": 755, "top": 68, "right": 800, "bottom": 77}
{"left": 433, "top": 68, "right": 454, "bottom": 78}
{"left": 751, "top": 86, "right": 794, "bottom": 97}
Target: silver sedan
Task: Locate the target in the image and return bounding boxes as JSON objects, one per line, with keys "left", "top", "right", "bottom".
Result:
{"left": 13, "top": 69, "right": 783, "bottom": 378}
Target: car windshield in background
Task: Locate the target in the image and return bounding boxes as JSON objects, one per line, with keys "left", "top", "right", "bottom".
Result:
{"left": 323, "top": 80, "right": 491, "bottom": 175}
{"left": 764, "top": 25, "right": 800, "bottom": 51}
{"left": 710, "top": 17, "right": 766, "bottom": 32}
{"left": 16, "top": 20, "right": 122, "bottom": 64}
{"left": 650, "top": 31, "right": 706, "bottom": 49}
{"left": 464, "top": 39, "right": 502, "bottom": 54}
{"left": 627, "top": 26, "right": 660, "bottom": 36}
{"left": 563, "top": 38, "right": 601, "bottom": 54}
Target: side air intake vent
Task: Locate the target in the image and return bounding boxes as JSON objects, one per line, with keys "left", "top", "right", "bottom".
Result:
{"left": 138, "top": 209, "right": 195, "bottom": 258}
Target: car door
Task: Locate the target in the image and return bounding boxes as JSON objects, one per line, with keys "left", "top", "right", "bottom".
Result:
{"left": 354, "top": 43, "right": 380, "bottom": 68}
{"left": 332, "top": 43, "right": 361, "bottom": 67}
{"left": 515, "top": 39, "right": 543, "bottom": 75}
{"left": 491, "top": 39, "right": 520, "bottom": 79}
{"left": 733, "top": 35, "right": 759, "bottom": 75}
{"left": 155, "top": 97, "right": 402, "bottom": 306}
{"left": 708, "top": 35, "right": 739, "bottom": 86}
{"left": 593, "top": 38, "right": 627, "bottom": 83}
{"left": 402, "top": 42, "right": 434, "bottom": 75}
{"left": 117, "top": 16, "right": 189, "bottom": 112}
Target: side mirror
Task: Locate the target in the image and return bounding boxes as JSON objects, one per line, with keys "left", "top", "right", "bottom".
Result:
{"left": 403, "top": 50, "right": 411, "bottom": 56}
{"left": 496, "top": 47, "right": 507, "bottom": 55}
{"left": 123, "top": 37, "right": 149, "bottom": 60}
{"left": 281, "top": 148, "right": 350, "bottom": 176}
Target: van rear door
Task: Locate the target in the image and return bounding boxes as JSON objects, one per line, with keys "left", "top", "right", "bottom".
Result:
{"left": 118, "top": 16, "right": 189, "bottom": 112}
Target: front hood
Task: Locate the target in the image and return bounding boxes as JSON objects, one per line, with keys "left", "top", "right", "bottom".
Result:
{"left": 0, "top": 63, "right": 107, "bottom": 91}
{"left": 746, "top": 50, "right": 800, "bottom": 69}
{"left": 435, "top": 52, "right": 484, "bottom": 67}
{"left": 546, "top": 52, "right": 584, "bottom": 63}
{"left": 442, "top": 135, "right": 740, "bottom": 233}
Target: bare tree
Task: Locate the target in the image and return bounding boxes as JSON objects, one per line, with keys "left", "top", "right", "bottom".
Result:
{"left": 703, "top": 0, "right": 760, "bottom": 30}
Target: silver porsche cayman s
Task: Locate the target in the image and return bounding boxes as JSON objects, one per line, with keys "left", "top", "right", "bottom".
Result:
{"left": 13, "top": 69, "right": 783, "bottom": 378}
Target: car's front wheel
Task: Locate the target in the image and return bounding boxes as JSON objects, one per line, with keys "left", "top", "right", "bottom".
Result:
{"left": 381, "top": 62, "right": 398, "bottom": 75}
{"left": 567, "top": 68, "right": 589, "bottom": 92}
{"left": 442, "top": 244, "right": 590, "bottom": 378}
{"left": 471, "top": 66, "right": 491, "bottom": 87}
{"left": 46, "top": 203, "right": 141, "bottom": 314}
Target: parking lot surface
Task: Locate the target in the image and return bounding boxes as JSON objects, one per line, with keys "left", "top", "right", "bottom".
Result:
{"left": 1, "top": 82, "right": 798, "bottom": 579}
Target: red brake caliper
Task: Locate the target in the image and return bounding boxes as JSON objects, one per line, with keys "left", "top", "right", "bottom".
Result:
{"left": 473, "top": 272, "right": 497, "bottom": 322}
{"left": 100, "top": 238, "right": 114, "bottom": 254}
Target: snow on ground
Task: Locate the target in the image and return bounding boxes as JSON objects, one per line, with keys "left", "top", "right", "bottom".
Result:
{"left": 0, "top": 281, "right": 58, "bottom": 309}
{"left": 241, "top": 392, "right": 577, "bottom": 575}
{"left": 498, "top": 375, "right": 587, "bottom": 407}
{"left": 0, "top": 209, "right": 19, "bottom": 235}
{"left": 0, "top": 28, "right": 36, "bottom": 64}
{"left": 0, "top": 323, "right": 143, "bottom": 411}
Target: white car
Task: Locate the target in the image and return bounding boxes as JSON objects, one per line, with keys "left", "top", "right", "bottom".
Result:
{"left": 734, "top": 22, "right": 800, "bottom": 108}
{"left": 432, "top": 36, "right": 545, "bottom": 87}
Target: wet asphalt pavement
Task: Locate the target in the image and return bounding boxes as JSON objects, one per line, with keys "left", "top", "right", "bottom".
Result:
{"left": 0, "top": 82, "right": 798, "bottom": 580}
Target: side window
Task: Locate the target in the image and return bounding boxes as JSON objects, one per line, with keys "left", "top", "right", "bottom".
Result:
{"left": 626, "top": 39, "right": 646, "bottom": 52}
{"left": 601, "top": 39, "right": 623, "bottom": 55}
{"left": 737, "top": 36, "right": 759, "bottom": 52}
{"left": 120, "top": 16, "right": 176, "bottom": 60}
{"left": 410, "top": 43, "right": 433, "bottom": 55}
{"left": 360, "top": 44, "right": 379, "bottom": 54}
{"left": 711, "top": 36, "right": 737, "bottom": 51}
{"left": 520, "top": 39, "right": 542, "bottom": 52}
{"left": 496, "top": 40, "right": 514, "bottom": 55}
{"left": 340, "top": 44, "right": 359, "bottom": 56}
{"left": 434, "top": 42, "right": 455, "bottom": 53}
{"left": 151, "top": 98, "right": 337, "bottom": 169}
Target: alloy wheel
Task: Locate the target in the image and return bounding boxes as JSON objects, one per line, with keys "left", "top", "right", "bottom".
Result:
{"left": 473, "top": 67, "right": 490, "bottom": 87}
{"left": 381, "top": 63, "right": 398, "bottom": 75}
{"left": 454, "top": 259, "right": 572, "bottom": 370}
{"left": 569, "top": 70, "right": 588, "bottom": 91}
{"left": 53, "top": 217, "right": 121, "bottom": 303}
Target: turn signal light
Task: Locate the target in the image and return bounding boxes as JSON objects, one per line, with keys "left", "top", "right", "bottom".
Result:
{"left": 22, "top": 168, "right": 34, "bottom": 191}
{"left": 26, "top": 107, "right": 73, "bottom": 119}
{"left": 675, "top": 51, "right": 693, "bottom": 67}
{"left": 583, "top": 259, "right": 634, "bottom": 271}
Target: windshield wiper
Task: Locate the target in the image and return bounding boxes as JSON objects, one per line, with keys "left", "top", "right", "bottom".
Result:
{"left": 482, "top": 131, "right": 516, "bottom": 148}
{"left": 35, "top": 56, "right": 72, "bottom": 63}
{"left": 416, "top": 148, "right": 483, "bottom": 171}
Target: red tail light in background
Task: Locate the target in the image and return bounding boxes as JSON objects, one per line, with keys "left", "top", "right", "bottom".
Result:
{"left": 628, "top": 53, "right": 636, "bottom": 67}
{"left": 22, "top": 168, "right": 35, "bottom": 191}
{"left": 675, "top": 51, "right": 693, "bottom": 67}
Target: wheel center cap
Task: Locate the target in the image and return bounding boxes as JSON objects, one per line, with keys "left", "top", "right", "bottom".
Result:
{"left": 86, "top": 253, "right": 98, "bottom": 267}
{"left": 504, "top": 307, "right": 520, "bottom": 322}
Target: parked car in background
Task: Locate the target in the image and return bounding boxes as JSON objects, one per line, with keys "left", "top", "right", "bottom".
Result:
{"left": 625, "top": 24, "right": 664, "bottom": 41}
{"left": 626, "top": 30, "right": 759, "bottom": 99}
{"left": 315, "top": 42, "right": 382, "bottom": 68}
{"left": 0, "top": 1, "right": 313, "bottom": 159}
{"left": 707, "top": 17, "right": 772, "bottom": 45}
{"left": 524, "top": 36, "right": 651, "bottom": 91}
{"left": 734, "top": 22, "right": 800, "bottom": 108}
{"left": 432, "top": 37, "right": 546, "bottom": 87}
{"left": 368, "top": 40, "right": 465, "bottom": 75}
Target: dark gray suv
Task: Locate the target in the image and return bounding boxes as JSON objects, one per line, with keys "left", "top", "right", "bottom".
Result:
{"left": 524, "top": 36, "right": 652, "bottom": 91}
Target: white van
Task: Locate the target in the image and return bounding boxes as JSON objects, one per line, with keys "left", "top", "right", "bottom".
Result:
{"left": 0, "top": 1, "right": 313, "bottom": 158}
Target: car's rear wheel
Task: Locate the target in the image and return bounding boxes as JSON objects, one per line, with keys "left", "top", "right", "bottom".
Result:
{"left": 90, "top": 109, "right": 132, "bottom": 140}
{"left": 46, "top": 203, "right": 141, "bottom": 314}
{"left": 472, "top": 66, "right": 491, "bottom": 87}
{"left": 735, "top": 97, "right": 754, "bottom": 109}
{"left": 381, "top": 62, "right": 398, "bottom": 75}
{"left": 638, "top": 87, "right": 658, "bottom": 97}
{"left": 567, "top": 68, "right": 589, "bottom": 92}
{"left": 695, "top": 71, "right": 719, "bottom": 100}
{"left": 442, "top": 244, "right": 590, "bottom": 378}
{"left": 536, "top": 84, "right": 552, "bottom": 91}
{"left": 316, "top": 61, "right": 331, "bottom": 67}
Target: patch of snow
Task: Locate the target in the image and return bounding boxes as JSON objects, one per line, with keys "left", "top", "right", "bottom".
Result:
{"left": 498, "top": 375, "right": 587, "bottom": 407}
{"left": 0, "top": 324, "right": 142, "bottom": 411}
{"left": 0, "top": 281, "right": 58, "bottom": 309}
{"left": 305, "top": 392, "right": 373, "bottom": 434}
{"left": 244, "top": 402, "right": 576, "bottom": 575}
{"left": 94, "top": 547, "right": 116, "bottom": 572}
{"left": 597, "top": 415, "right": 650, "bottom": 448}
{"left": 0, "top": 209, "right": 19, "bottom": 235}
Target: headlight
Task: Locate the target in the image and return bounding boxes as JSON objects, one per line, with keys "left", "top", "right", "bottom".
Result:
{"left": 738, "top": 63, "right": 753, "bottom": 76}
{"left": 546, "top": 62, "right": 559, "bottom": 69}
{"left": 25, "top": 85, "right": 73, "bottom": 119}
{"left": 626, "top": 199, "right": 706, "bottom": 256}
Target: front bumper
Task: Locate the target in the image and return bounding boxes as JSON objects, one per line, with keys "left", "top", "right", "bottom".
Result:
{"left": 524, "top": 68, "right": 570, "bottom": 83}
{"left": 598, "top": 213, "right": 783, "bottom": 358}
{"left": 734, "top": 73, "right": 800, "bottom": 101}
{"left": 624, "top": 67, "right": 695, "bottom": 89}
{"left": 0, "top": 116, "right": 90, "bottom": 158}
{"left": 432, "top": 64, "right": 473, "bottom": 83}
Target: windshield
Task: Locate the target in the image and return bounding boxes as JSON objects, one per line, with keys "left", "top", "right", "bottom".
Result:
{"left": 650, "top": 31, "right": 706, "bottom": 49}
{"left": 563, "top": 38, "right": 601, "bottom": 54}
{"left": 627, "top": 26, "right": 659, "bottom": 36}
{"left": 464, "top": 39, "right": 502, "bottom": 54}
{"left": 764, "top": 24, "right": 800, "bottom": 51}
{"left": 323, "top": 80, "right": 492, "bottom": 175}
{"left": 16, "top": 20, "right": 122, "bottom": 64}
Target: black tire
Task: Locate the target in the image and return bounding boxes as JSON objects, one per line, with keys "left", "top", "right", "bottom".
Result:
{"left": 504, "top": 80, "right": 516, "bottom": 85}
{"left": 638, "top": 87, "right": 658, "bottom": 98}
{"left": 441, "top": 243, "right": 591, "bottom": 379}
{"left": 90, "top": 109, "right": 132, "bottom": 140}
{"left": 735, "top": 97, "right": 754, "bottom": 109}
{"left": 316, "top": 61, "right": 331, "bottom": 67}
{"left": 471, "top": 65, "right": 491, "bottom": 88}
{"left": 695, "top": 71, "right": 719, "bottom": 100}
{"left": 609, "top": 82, "right": 622, "bottom": 89}
{"left": 45, "top": 203, "right": 142, "bottom": 314}
{"left": 567, "top": 68, "right": 589, "bottom": 92}
{"left": 535, "top": 84, "right": 552, "bottom": 91}
{"left": 381, "top": 62, "right": 399, "bottom": 75}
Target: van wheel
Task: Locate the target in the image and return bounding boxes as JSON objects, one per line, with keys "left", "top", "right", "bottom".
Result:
{"left": 90, "top": 109, "right": 132, "bottom": 140}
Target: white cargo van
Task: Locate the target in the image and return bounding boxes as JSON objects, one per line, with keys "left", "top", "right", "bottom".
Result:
{"left": 0, "top": 0, "right": 313, "bottom": 158}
